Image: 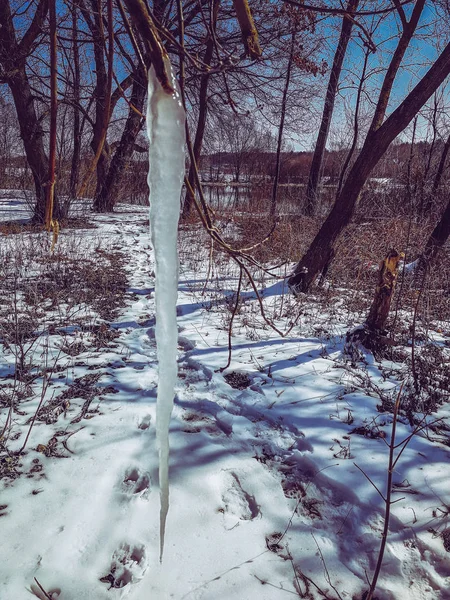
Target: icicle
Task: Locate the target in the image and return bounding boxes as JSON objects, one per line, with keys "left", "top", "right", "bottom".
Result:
{"left": 146, "top": 58, "right": 185, "bottom": 561}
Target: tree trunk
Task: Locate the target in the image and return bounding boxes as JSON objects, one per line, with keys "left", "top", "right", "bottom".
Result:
{"left": 69, "top": 1, "right": 81, "bottom": 200}
{"left": 93, "top": 65, "right": 147, "bottom": 212}
{"left": 271, "top": 31, "right": 295, "bottom": 218}
{"left": 431, "top": 132, "right": 450, "bottom": 197}
{"left": 304, "top": 0, "right": 359, "bottom": 217}
{"left": 0, "top": 0, "right": 62, "bottom": 223}
{"left": 232, "top": 0, "right": 262, "bottom": 60}
{"left": 8, "top": 72, "right": 50, "bottom": 222}
{"left": 337, "top": 47, "right": 369, "bottom": 194}
{"left": 182, "top": 0, "right": 219, "bottom": 219}
{"left": 422, "top": 196, "right": 450, "bottom": 264}
{"left": 289, "top": 40, "right": 450, "bottom": 293}
{"left": 78, "top": 0, "right": 113, "bottom": 199}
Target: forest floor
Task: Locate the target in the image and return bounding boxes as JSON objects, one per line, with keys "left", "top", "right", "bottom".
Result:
{"left": 0, "top": 198, "right": 449, "bottom": 600}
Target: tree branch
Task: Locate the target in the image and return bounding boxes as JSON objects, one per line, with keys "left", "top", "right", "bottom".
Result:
{"left": 392, "top": 0, "right": 408, "bottom": 28}
{"left": 122, "top": 0, "right": 174, "bottom": 93}
{"left": 18, "top": 0, "right": 49, "bottom": 57}
{"left": 281, "top": 0, "right": 414, "bottom": 16}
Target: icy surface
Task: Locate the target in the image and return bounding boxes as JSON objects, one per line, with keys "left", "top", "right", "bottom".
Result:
{"left": 147, "top": 60, "right": 186, "bottom": 559}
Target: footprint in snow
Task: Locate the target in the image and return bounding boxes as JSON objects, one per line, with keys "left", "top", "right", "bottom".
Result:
{"left": 220, "top": 471, "right": 259, "bottom": 528}
{"left": 182, "top": 410, "right": 232, "bottom": 437}
{"left": 178, "top": 335, "right": 196, "bottom": 351}
{"left": 138, "top": 414, "right": 152, "bottom": 430}
{"left": 100, "top": 543, "right": 147, "bottom": 590}
{"left": 122, "top": 467, "right": 151, "bottom": 498}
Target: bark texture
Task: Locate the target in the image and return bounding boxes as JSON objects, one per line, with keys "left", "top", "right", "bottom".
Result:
{"left": 366, "top": 249, "right": 403, "bottom": 332}
{"left": 232, "top": 0, "right": 262, "bottom": 59}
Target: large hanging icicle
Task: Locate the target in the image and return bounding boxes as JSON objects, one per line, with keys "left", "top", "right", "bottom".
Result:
{"left": 147, "top": 59, "right": 185, "bottom": 560}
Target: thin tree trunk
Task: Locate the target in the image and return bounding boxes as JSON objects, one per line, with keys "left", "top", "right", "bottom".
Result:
{"left": 405, "top": 116, "right": 418, "bottom": 211}
{"left": 369, "top": 0, "right": 425, "bottom": 134}
{"left": 419, "top": 93, "right": 439, "bottom": 215}
{"left": 44, "top": 0, "right": 57, "bottom": 229}
{"left": 304, "top": 0, "right": 359, "bottom": 217}
{"left": 77, "top": 0, "right": 113, "bottom": 199}
{"left": 69, "top": 1, "right": 81, "bottom": 200}
{"left": 182, "top": 0, "right": 219, "bottom": 219}
{"left": 337, "top": 47, "right": 369, "bottom": 194}
{"left": 270, "top": 31, "right": 295, "bottom": 218}
{"left": 288, "top": 39, "right": 450, "bottom": 293}
{"left": 93, "top": 65, "right": 146, "bottom": 212}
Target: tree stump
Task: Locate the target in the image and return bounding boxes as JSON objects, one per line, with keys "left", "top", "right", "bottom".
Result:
{"left": 346, "top": 249, "right": 404, "bottom": 358}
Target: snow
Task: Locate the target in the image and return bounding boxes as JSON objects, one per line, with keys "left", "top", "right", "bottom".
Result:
{"left": 404, "top": 258, "right": 420, "bottom": 273}
{"left": 146, "top": 60, "right": 186, "bottom": 560}
{"left": 0, "top": 199, "right": 449, "bottom": 600}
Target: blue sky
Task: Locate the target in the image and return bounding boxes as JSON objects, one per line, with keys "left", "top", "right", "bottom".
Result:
{"left": 288, "top": 1, "right": 449, "bottom": 151}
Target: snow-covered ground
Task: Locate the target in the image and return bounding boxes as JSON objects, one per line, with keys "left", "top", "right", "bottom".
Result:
{"left": 1, "top": 202, "right": 449, "bottom": 600}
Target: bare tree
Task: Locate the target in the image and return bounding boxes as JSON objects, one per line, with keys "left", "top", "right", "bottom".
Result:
{"left": 69, "top": 1, "right": 82, "bottom": 200}
{"left": 288, "top": 0, "right": 450, "bottom": 293}
{"left": 0, "top": 0, "right": 61, "bottom": 222}
{"left": 304, "top": 0, "right": 359, "bottom": 217}
{"left": 271, "top": 31, "right": 296, "bottom": 218}
{"left": 182, "top": 0, "right": 220, "bottom": 219}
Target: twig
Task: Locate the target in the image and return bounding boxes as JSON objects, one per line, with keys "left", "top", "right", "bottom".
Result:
{"left": 311, "top": 532, "right": 343, "bottom": 600}
{"left": 33, "top": 578, "right": 52, "bottom": 600}
{"left": 219, "top": 266, "right": 243, "bottom": 372}
{"left": 61, "top": 426, "right": 86, "bottom": 454}
{"left": 201, "top": 237, "right": 214, "bottom": 296}
{"left": 353, "top": 463, "right": 385, "bottom": 502}
{"left": 365, "top": 383, "right": 403, "bottom": 600}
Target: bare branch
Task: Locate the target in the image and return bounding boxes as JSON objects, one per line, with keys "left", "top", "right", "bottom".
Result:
{"left": 18, "top": 0, "right": 49, "bottom": 57}
{"left": 282, "top": 0, "right": 414, "bottom": 16}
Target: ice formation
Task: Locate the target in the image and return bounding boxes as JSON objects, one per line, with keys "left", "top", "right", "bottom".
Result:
{"left": 147, "top": 59, "right": 185, "bottom": 559}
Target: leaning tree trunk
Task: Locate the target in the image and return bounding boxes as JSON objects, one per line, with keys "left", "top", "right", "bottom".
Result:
{"left": 77, "top": 0, "right": 113, "bottom": 200}
{"left": 93, "top": 65, "right": 147, "bottom": 212}
{"left": 304, "top": 0, "right": 359, "bottom": 217}
{"left": 289, "top": 17, "right": 449, "bottom": 294}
